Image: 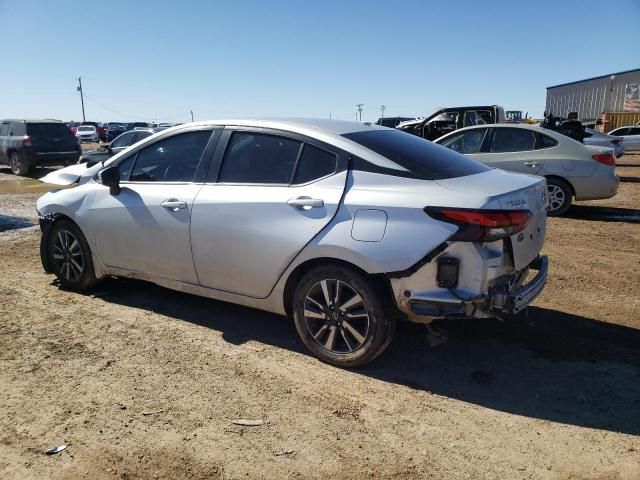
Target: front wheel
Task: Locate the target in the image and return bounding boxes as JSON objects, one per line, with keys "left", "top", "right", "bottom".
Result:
{"left": 546, "top": 178, "right": 572, "bottom": 216}
{"left": 47, "top": 220, "right": 98, "bottom": 290}
{"left": 292, "top": 266, "right": 395, "bottom": 368}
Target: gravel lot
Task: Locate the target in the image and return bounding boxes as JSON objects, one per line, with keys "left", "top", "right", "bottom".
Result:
{"left": 1, "top": 154, "right": 639, "bottom": 479}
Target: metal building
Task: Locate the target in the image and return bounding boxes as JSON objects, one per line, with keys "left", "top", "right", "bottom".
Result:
{"left": 545, "top": 68, "right": 640, "bottom": 123}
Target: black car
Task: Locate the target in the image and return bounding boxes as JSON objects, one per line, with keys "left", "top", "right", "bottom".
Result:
{"left": 0, "top": 119, "right": 81, "bottom": 175}
{"left": 79, "top": 129, "right": 154, "bottom": 165}
{"left": 124, "top": 122, "right": 149, "bottom": 132}
{"left": 396, "top": 106, "right": 505, "bottom": 140}
{"left": 375, "top": 116, "right": 415, "bottom": 128}
{"left": 105, "top": 123, "right": 126, "bottom": 142}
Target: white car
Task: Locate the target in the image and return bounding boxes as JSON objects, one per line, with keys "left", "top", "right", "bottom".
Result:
{"left": 436, "top": 124, "right": 619, "bottom": 216}
{"left": 36, "top": 119, "right": 549, "bottom": 367}
{"left": 608, "top": 126, "right": 640, "bottom": 151}
{"left": 583, "top": 128, "right": 624, "bottom": 158}
{"left": 75, "top": 125, "right": 99, "bottom": 143}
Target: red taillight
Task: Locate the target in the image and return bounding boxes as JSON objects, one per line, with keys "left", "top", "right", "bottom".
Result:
{"left": 22, "top": 136, "right": 32, "bottom": 147}
{"left": 592, "top": 153, "right": 615, "bottom": 166}
{"left": 425, "top": 207, "right": 532, "bottom": 242}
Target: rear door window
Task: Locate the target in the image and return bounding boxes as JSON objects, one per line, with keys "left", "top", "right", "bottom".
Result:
{"left": 610, "top": 128, "right": 629, "bottom": 136}
{"left": 343, "top": 129, "right": 489, "bottom": 180}
{"left": 218, "top": 132, "right": 301, "bottom": 184}
{"left": 489, "top": 128, "right": 536, "bottom": 153}
{"left": 439, "top": 129, "right": 488, "bottom": 154}
{"left": 463, "top": 110, "right": 492, "bottom": 127}
{"left": 292, "top": 144, "right": 337, "bottom": 184}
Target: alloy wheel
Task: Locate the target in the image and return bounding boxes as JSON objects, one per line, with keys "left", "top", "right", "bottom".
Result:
{"left": 303, "top": 279, "right": 370, "bottom": 354}
{"left": 51, "top": 229, "right": 85, "bottom": 282}
{"left": 10, "top": 154, "right": 21, "bottom": 174}
{"left": 547, "top": 184, "right": 566, "bottom": 213}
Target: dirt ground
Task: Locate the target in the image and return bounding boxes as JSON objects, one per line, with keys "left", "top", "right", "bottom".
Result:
{"left": 1, "top": 154, "right": 639, "bottom": 479}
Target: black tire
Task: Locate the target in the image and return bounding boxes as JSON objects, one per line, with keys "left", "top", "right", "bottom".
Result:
{"left": 546, "top": 177, "right": 572, "bottom": 216}
{"left": 47, "top": 220, "right": 98, "bottom": 290}
{"left": 292, "top": 265, "right": 395, "bottom": 368}
{"left": 10, "top": 151, "right": 30, "bottom": 176}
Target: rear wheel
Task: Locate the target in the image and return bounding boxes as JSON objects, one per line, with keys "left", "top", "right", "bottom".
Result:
{"left": 10, "top": 152, "right": 30, "bottom": 176}
{"left": 47, "top": 220, "right": 98, "bottom": 290}
{"left": 546, "top": 178, "right": 572, "bottom": 216}
{"left": 292, "top": 266, "right": 395, "bottom": 368}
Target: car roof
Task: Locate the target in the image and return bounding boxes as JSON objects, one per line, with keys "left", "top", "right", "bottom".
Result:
{"left": 1, "top": 119, "right": 65, "bottom": 124}
{"left": 179, "top": 118, "right": 387, "bottom": 137}
{"left": 434, "top": 122, "right": 578, "bottom": 145}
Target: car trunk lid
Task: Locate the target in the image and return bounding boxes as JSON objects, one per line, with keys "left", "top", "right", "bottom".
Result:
{"left": 435, "top": 169, "right": 547, "bottom": 270}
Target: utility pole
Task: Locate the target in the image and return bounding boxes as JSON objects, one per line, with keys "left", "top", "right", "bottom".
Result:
{"left": 190, "top": 110, "right": 194, "bottom": 122}
{"left": 356, "top": 104, "right": 363, "bottom": 122}
{"left": 380, "top": 105, "right": 387, "bottom": 119}
{"left": 77, "top": 77, "right": 86, "bottom": 122}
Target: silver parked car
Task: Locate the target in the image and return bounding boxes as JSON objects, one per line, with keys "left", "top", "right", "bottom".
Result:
{"left": 583, "top": 128, "right": 624, "bottom": 158}
{"left": 36, "top": 119, "right": 549, "bottom": 367}
{"left": 608, "top": 126, "right": 640, "bottom": 152}
{"left": 435, "top": 124, "right": 619, "bottom": 216}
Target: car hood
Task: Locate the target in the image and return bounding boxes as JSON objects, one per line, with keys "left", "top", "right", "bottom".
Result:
{"left": 40, "top": 162, "right": 102, "bottom": 185}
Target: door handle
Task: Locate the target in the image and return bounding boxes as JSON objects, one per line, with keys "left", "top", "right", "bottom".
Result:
{"left": 287, "top": 196, "right": 324, "bottom": 209}
{"left": 161, "top": 199, "right": 187, "bottom": 211}
{"left": 524, "top": 161, "right": 539, "bottom": 167}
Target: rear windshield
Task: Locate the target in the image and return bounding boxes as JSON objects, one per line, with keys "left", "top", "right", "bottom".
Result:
{"left": 27, "top": 123, "right": 75, "bottom": 138}
{"left": 343, "top": 130, "right": 490, "bottom": 180}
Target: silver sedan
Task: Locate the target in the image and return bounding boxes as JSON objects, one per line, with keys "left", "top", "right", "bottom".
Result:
{"left": 436, "top": 124, "right": 619, "bottom": 216}
{"left": 36, "top": 119, "right": 549, "bottom": 367}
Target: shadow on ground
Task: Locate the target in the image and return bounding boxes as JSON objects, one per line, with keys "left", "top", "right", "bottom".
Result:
{"left": 565, "top": 205, "right": 640, "bottom": 223}
{"left": 0, "top": 214, "right": 35, "bottom": 232}
{"left": 76, "top": 277, "right": 640, "bottom": 436}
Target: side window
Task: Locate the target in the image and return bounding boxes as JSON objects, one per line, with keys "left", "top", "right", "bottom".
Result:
{"left": 117, "top": 155, "right": 136, "bottom": 181}
{"left": 292, "top": 144, "right": 337, "bottom": 184}
{"left": 463, "top": 110, "right": 492, "bottom": 127}
{"left": 0, "top": 123, "right": 8, "bottom": 136}
{"left": 536, "top": 133, "right": 558, "bottom": 149}
{"left": 129, "top": 130, "right": 212, "bottom": 182}
{"left": 111, "top": 132, "right": 136, "bottom": 148}
{"left": 490, "top": 128, "right": 536, "bottom": 153}
{"left": 630, "top": 127, "right": 640, "bottom": 135}
{"left": 610, "top": 128, "right": 628, "bottom": 136}
{"left": 218, "top": 132, "right": 301, "bottom": 184}
{"left": 134, "top": 131, "right": 152, "bottom": 143}
{"left": 439, "top": 129, "right": 488, "bottom": 154}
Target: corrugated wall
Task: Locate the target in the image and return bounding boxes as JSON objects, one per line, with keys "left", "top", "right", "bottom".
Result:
{"left": 545, "top": 69, "right": 640, "bottom": 122}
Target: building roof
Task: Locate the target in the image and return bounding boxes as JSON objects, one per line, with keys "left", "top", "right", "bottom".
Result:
{"left": 547, "top": 68, "right": 640, "bottom": 90}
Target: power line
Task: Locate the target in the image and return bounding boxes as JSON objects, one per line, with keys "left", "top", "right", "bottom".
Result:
{"left": 82, "top": 93, "right": 191, "bottom": 122}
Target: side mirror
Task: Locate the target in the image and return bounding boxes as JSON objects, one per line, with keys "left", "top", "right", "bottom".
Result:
{"left": 98, "top": 166, "right": 120, "bottom": 195}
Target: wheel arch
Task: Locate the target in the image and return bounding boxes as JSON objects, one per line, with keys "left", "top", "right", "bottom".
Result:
{"left": 544, "top": 175, "right": 576, "bottom": 197}
{"left": 282, "top": 257, "right": 395, "bottom": 316}
{"left": 40, "top": 213, "right": 85, "bottom": 273}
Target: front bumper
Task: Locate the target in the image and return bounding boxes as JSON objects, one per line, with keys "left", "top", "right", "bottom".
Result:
{"left": 403, "top": 255, "right": 549, "bottom": 320}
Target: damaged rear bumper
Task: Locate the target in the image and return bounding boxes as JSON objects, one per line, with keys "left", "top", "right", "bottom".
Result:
{"left": 399, "top": 255, "right": 548, "bottom": 320}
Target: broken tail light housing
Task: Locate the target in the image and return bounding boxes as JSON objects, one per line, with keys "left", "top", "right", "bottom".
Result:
{"left": 425, "top": 207, "right": 532, "bottom": 242}
{"left": 22, "top": 136, "right": 32, "bottom": 147}
{"left": 592, "top": 153, "right": 615, "bottom": 166}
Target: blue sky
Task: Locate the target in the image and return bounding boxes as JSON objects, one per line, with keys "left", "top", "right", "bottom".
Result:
{"left": 0, "top": 0, "right": 638, "bottom": 123}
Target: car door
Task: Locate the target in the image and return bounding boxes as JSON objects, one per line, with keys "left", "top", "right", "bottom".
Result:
{"left": 472, "top": 127, "right": 544, "bottom": 175}
{"left": 190, "top": 128, "right": 347, "bottom": 298}
{"left": 86, "top": 127, "right": 219, "bottom": 283}
{"left": 625, "top": 127, "right": 640, "bottom": 150}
